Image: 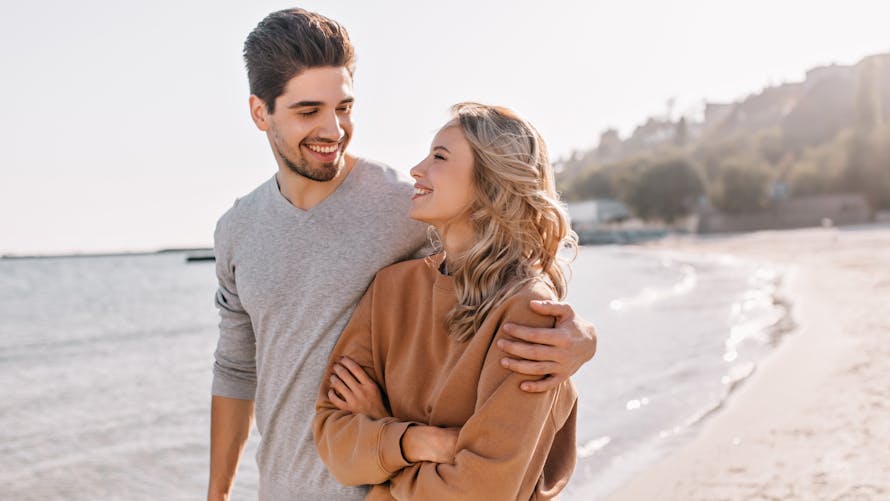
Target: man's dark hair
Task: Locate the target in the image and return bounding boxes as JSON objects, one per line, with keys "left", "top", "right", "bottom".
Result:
{"left": 244, "top": 8, "right": 356, "bottom": 113}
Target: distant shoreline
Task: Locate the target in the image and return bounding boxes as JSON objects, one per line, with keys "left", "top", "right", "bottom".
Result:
{"left": 7, "top": 221, "right": 885, "bottom": 260}
{"left": 1, "top": 247, "right": 213, "bottom": 261}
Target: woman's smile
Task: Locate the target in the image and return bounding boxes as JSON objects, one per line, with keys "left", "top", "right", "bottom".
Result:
{"left": 412, "top": 183, "right": 433, "bottom": 200}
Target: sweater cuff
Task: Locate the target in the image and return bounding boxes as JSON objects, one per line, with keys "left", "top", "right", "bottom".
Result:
{"left": 211, "top": 373, "right": 257, "bottom": 401}
{"left": 379, "top": 420, "right": 414, "bottom": 472}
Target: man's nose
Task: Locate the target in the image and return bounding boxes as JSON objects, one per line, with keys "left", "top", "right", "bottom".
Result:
{"left": 318, "top": 110, "right": 344, "bottom": 140}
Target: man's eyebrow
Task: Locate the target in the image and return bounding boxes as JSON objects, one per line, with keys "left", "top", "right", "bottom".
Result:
{"left": 287, "top": 97, "right": 354, "bottom": 109}
{"left": 288, "top": 100, "right": 323, "bottom": 109}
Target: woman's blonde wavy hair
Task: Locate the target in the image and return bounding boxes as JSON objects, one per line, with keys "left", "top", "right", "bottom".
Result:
{"left": 438, "top": 102, "right": 578, "bottom": 342}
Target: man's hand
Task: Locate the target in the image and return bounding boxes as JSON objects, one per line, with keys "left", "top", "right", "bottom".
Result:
{"left": 497, "top": 300, "right": 597, "bottom": 393}
{"left": 328, "top": 356, "right": 390, "bottom": 420}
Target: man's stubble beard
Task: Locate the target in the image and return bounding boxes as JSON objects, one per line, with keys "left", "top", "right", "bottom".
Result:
{"left": 273, "top": 128, "right": 345, "bottom": 183}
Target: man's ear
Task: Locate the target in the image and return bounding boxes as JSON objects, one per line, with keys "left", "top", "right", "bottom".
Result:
{"left": 249, "top": 95, "right": 271, "bottom": 131}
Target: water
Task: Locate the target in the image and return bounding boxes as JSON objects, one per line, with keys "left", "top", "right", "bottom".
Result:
{"left": 563, "top": 247, "right": 789, "bottom": 499}
{"left": 0, "top": 254, "right": 238, "bottom": 499}
{"left": 0, "top": 246, "right": 788, "bottom": 500}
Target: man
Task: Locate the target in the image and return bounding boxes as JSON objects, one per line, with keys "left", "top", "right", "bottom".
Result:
{"left": 208, "top": 8, "right": 597, "bottom": 501}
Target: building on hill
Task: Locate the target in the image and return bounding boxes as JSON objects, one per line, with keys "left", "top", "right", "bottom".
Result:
{"left": 568, "top": 199, "right": 631, "bottom": 230}
{"left": 623, "top": 118, "right": 676, "bottom": 153}
{"left": 595, "top": 129, "right": 623, "bottom": 163}
{"left": 703, "top": 102, "right": 733, "bottom": 131}
{"left": 805, "top": 64, "right": 853, "bottom": 91}
{"left": 719, "top": 81, "right": 806, "bottom": 135}
{"left": 855, "top": 53, "right": 889, "bottom": 128}
{"left": 567, "top": 199, "right": 677, "bottom": 244}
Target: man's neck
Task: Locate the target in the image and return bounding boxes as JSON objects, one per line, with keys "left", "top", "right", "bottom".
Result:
{"left": 275, "top": 155, "right": 357, "bottom": 210}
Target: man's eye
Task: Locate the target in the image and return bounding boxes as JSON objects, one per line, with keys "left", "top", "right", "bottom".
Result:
{"left": 299, "top": 110, "right": 318, "bottom": 117}
{"left": 337, "top": 105, "right": 352, "bottom": 113}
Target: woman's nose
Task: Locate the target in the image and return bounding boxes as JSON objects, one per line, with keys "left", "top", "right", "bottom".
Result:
{"left": 409, "top": 160, "right": 425, "bottom": 179}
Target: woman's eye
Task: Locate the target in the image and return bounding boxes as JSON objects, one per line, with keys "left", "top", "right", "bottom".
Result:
{"left": 433, "top": 154, "right": 445, "bottom": 161}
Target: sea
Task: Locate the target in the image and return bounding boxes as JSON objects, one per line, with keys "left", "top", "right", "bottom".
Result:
{"left": 0, "top": 244, "right": 790, "bottom": 500}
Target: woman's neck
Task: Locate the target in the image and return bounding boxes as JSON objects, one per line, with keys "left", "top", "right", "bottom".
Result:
{"left": 437, "top": 221, "right": 474, "bottom": 274}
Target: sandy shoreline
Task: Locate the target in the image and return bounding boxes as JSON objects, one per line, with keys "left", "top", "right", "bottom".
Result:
{"left": 607, "top": 225, "right": 890, "bottom": 501}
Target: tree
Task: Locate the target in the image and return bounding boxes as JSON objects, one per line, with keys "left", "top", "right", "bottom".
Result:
{"left": 755, "top": 127, "right": 786, "bottom": 165}
{"left": 693, "top": 132, "right": 753, "bottom": 181}
{"left": 788, "top": 131, "right": 850, "bottom": 196}
{"left": 561, "top": 168, "right": 615, "bottom": 201}
{"left": 623, "top": 156, "right": 703, "bottom": 222}
{"left": 844, "top": 125, "right": 890, "bottom": 210}
{"left": 710, "top": 160, "right": 772, "bottom": 214}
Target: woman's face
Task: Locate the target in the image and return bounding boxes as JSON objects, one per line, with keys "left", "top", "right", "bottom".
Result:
{"left": 409, "top": 123, "right": 476, "bottom": 228}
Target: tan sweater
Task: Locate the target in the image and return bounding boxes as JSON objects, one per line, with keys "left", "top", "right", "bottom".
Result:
{"left": 313, "top": 256, "right": 578, "bottom": 500}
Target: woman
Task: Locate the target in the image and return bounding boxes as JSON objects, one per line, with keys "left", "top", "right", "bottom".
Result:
{"left": 313, "top": 103, "right": 578, "bottom": 500}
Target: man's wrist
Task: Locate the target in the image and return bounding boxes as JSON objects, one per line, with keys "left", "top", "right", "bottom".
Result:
{"left": 207, "top": 486, "right": 231, "bottom": 501}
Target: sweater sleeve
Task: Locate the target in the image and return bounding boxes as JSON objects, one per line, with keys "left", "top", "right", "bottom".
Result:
{"left": 210, "top": 215, "right": 257, "bottom": 401}
{"left": 387, "top": 289, "right": 578, "bottom": 501}
{"left": 313, "top": 278, "right": 418, "bottom": 486}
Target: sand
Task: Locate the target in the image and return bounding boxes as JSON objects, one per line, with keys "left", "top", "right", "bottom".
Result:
{"left": 607, "top": 225, "right": 890, "bottom": 501}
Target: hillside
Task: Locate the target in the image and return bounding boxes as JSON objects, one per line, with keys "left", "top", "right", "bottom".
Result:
{"left": 558, "top": 52, "right": 890, "bottom": 218}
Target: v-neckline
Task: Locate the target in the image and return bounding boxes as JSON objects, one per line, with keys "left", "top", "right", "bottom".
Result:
{"left": 269, "top": 158, "right": 363, "bottom": 221}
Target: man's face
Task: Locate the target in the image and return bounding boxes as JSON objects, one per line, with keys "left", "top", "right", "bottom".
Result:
{"left": 253, "top": 66, "right": 354, "bottom": 182}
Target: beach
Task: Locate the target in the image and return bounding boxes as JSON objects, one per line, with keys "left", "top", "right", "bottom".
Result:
{"left": 608, "top": 225, "right": 890, "bottom": 500}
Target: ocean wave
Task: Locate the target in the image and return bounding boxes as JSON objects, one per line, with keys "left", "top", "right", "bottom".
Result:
{"left": 608, "top": 258, "right": 697, "bottom": 311}
{"left": 577, "top": 435, "right": 612, "bottom": 458}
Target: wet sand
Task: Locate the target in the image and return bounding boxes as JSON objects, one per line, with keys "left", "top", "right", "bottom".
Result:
{"left": 608, "top": 225, "right": 890, "bottom": 501}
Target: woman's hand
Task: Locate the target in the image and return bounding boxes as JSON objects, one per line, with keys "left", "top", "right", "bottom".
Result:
{"left": 401, "top": 425, "right": 460, "bottom": 464}
{"left": 328, "top": 356, "right": 390, "bottom": 420}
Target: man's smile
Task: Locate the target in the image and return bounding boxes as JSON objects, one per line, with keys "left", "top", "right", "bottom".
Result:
{"left": 302, "top": 141, "right": 342, "bottom": 162}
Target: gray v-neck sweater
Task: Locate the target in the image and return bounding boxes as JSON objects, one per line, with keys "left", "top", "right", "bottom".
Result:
{"left": 212, "top": 158, "right": 428, "bottom": 500}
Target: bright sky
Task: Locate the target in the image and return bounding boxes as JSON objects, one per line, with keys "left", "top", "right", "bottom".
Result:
{"left": 1, "top": 0, "right": 888, "bottom": 254}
